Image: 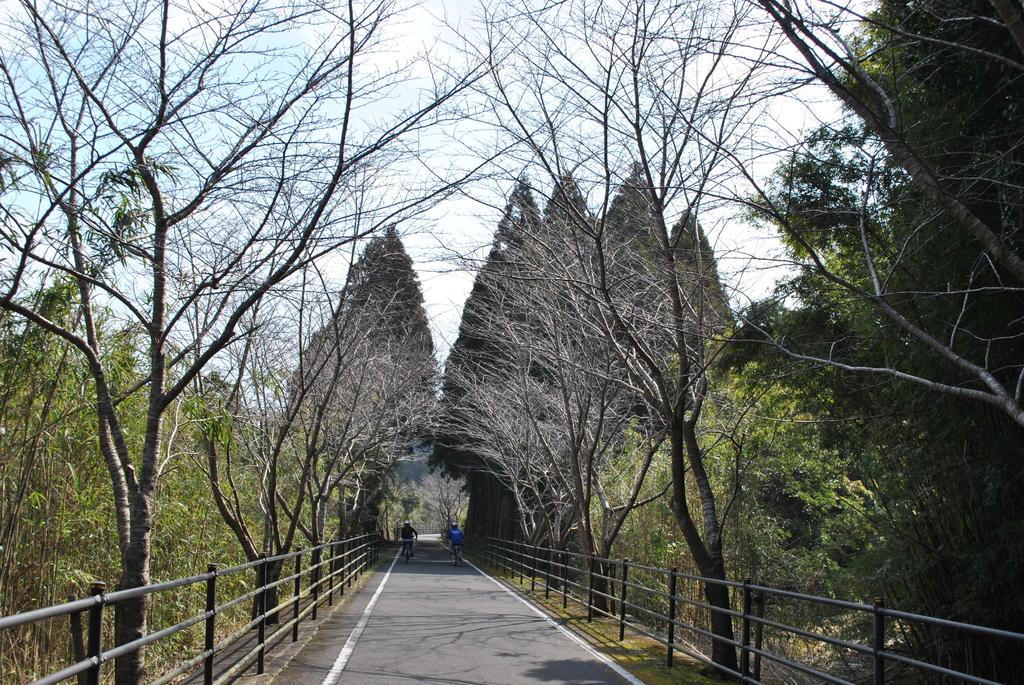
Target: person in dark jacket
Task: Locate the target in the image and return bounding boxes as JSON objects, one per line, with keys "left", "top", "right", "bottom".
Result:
{"left": 400, "top": 520, "right": 418, "bottom": 557}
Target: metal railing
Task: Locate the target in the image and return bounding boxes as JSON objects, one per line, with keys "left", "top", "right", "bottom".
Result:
{"left": 0, "top": 533, "right": 380, "bottom": 685}
{"left": 392, "top": 523, "right": 449, "bottom": 538}
{"left": 485, "top": 538, "right": 1024, "bottom": 685}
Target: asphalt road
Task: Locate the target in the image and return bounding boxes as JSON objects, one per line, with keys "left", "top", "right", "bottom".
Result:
{"left": 276, "top": 536, "right": 634, "bottom": 684}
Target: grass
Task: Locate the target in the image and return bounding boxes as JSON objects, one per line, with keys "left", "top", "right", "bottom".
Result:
{"left": 469, "top": 555, "right": 721, "bottom": 685}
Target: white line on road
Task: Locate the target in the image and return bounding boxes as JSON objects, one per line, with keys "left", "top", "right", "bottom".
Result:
{"left": 320, "top": 546, "right": 400, "bottom": 685}
{"left": 461, "top": 552, "right": 647, "bottom": 685}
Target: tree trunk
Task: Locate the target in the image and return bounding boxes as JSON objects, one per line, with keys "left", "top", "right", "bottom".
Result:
{"left": 114, "top": 495, "right": 152, "bottom": 685}
{"left": 667, "top": 422, "right": 738, "bottom": 675}
{"left": 703, "top": 563, "right": 738, "bottom": 673}
{"left": 592, "top": 559, "right": 615, "bottom": 614}
{"left": 247, "top": 558, "right": 285, "bottom": 628}
{"left": 266, "top": 561, "right": 284, "bottom": 625}
{"left": 467, "top": 470, "right": 514, "bottom": 540}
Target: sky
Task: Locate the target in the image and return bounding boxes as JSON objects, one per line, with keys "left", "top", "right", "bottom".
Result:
{"left": 404, "top": 196, "right": 494, "bottom": 355}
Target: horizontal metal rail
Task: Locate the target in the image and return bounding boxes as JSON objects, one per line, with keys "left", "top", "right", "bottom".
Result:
{"left": 3, "top": 533, "right": 381, "bottom": 685}
{"left": 485, "top": 537, "right": 1024, "bottom": 685}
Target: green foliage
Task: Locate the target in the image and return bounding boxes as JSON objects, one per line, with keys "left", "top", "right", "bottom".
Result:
{"left": 0, "top": 283, "right": 252, "bottom": 680}
{"left": 92, "top": 159, "right": 177, "bottom": 264}
{"left": 726, "top": 4, "right": 1024, "bottom": 678}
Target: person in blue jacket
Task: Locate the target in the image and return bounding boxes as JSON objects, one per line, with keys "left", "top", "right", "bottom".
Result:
{"left": 448, "top": 522, "right": 465, "bottom": 564}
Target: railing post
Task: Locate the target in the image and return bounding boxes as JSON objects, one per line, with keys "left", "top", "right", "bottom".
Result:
{"left": 561, "top": 548, "right": 569, "bottom": 609}
{"left": 753, "top": 589, "right": 764, "bottom": 680}
{"left": 348, "top": 538, "right": 354, "bottom": 587}
{"left": 204, "top": 565, "right": 218, "bottom": 685}
{"left": 587, "top": 555, "right": 596, "bottom": 623}
{"left": 518, "top": 540, "right": 524, "bottom": 584}
{"left": 544, "top": 546, "right": 552, "bottom": 599}
{"left": 256, "top": 556, "right": 267, "bottom": 674}
{"left": 666, "top": 568, "right": 678, "bottom": 667}
{"left": 531, "top": 545, "right": 538, "bottom": 592}
{"left": 69, "top": 595, "right": 86, "bottom": 685}
{"left": 292, "top": 552, "right": 302, "bottom": 642}
{"left": 619, "top": 559, "right": 629, "bottom": 641}
{"left": 311, "top": 547, "right": 321, "bottom": 621}
{"left": 740, "top": 578, "right": 752, "bottom": 678}
{"left": 85, "top": 581, "right": 106, "bottom": 685}
{"left": 342, "top": 540, "right": 350, "bottom": 593}
{"left": 327, "top": 542, "right": 336, "bottom": 607}
{"left": 874, "top": 598, "right": 886, "bottom": 685}
{"left": 357, "top": 537, "right": 363, "bottom": 576}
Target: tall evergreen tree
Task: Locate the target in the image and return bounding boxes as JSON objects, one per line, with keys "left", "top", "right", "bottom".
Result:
{"left": 433, "top": 180, "right": 542, "bottom": 538}
{"left": 305, "top": 226, "right": 437, "bottom": 537}
{"left": 345, "top": 224, "right": 435, "bottom": 361}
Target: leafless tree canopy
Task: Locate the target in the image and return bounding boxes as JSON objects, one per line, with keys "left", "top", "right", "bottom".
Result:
{"left": 0, "top": 0, "right": 475, "bottom": 679}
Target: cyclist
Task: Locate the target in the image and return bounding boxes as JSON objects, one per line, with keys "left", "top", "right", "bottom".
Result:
{"left": 448, "top": 522, "right": 464, "bottom": 565}
{"left": 399, "top": 520, "right": 418, "bottom": 558}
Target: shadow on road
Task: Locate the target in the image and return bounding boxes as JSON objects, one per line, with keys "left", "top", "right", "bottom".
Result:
{"left": 523, "top": 659, "right": 623, "bottom": 684}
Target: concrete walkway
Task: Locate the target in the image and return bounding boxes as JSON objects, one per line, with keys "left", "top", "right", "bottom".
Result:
{"left": 275, "top": 536, "right": 635, "bottom": 684}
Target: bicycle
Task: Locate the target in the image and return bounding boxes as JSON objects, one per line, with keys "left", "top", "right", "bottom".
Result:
{"left": 401, "top": 539, "right": 414, "bottom": 563}
{"left": 450, "top": 543, "right": 462, "bottom": 566}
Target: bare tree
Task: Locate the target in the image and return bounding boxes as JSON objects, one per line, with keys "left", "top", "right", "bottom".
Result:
{"left": 0, "top": 0, "right": 477, "bottom": 678}
{"left": 301, "top": 325, "right": 436, "bottom": 543}
{"left": 465, "top": 0, "right": 768, "bottom": 669}
{"left": 485, "top": 223, "right": 670, "bottom": 560}
{"left": 445, "top": 364, "right": 568, "bottom": 543}
{"left": 422, "top": 471, "right": 468, "bottom": 528}
{"left": 195, "top": 246, "right": 436, "bottom": 616}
